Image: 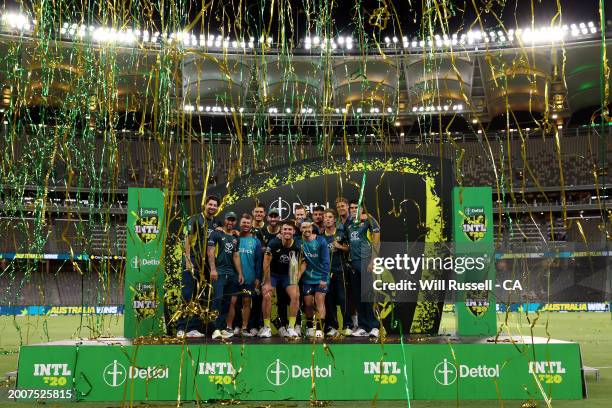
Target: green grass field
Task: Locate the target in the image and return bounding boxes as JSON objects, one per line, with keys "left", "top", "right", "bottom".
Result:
{"left": 0, "top": 312, "right": 610, "bottom": 407}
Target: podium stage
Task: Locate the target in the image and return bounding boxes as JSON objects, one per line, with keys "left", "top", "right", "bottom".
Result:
{"left": 16, "top": 335, "right": 585, "bottom": 402}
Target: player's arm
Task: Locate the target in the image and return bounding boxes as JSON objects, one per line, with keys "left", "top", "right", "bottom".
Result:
{"left": 207, "top": 233, "right": 218, "bottom": 280}
{"left": 184, "top": 220, "right": 194, "bottom": 270}
{"left": 263, "top": 250, "right": 272, "bottom": 285}
{"left": 233, "top": 251, "right": 244, "bottom": 283}
{"left": 368, "top": 217, "right": 381, "bottom": 271}
{"left": 299, "top": 258, "right": 307, "bottom": 281}
{"left": 370, "top": 217, "right": 381, "bottom": 255}
{"left": 319, "top": 238, "right": 330, "bottom": 287}
{"left": 254, "top": 240, "right": 263, "bottom": 287}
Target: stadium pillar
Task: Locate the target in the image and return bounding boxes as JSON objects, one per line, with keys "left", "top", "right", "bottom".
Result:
{"left": 452, "top": 187, "right": 497, "bottom": 336}
{"left": 124, "top": 188, "right": 167, "bottom": 338}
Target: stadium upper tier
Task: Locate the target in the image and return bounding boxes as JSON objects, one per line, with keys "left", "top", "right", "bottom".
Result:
{"left": 1, "top": 126, "right": 609, "bottom": 190}
{"left": 0, "top": 10, "right": 611, "bottom": 125}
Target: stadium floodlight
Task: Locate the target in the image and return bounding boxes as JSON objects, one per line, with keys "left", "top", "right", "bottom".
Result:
{"left": 356, "top": 107, "right": 362, "bottom": 113}
{"left": 205, "top": 106, "right": 211, "bottom": 112}
{"left": 198, "top": 106, "right": 204, "bottom": 112}
{"left": 313, "top": 36, "right": 320, "bottom": 45}
{"left": 337, "top": 36, "right": 344, "bottom": 45}
{"left": 412, "top": 107, "right": 418, "bottom": 112}
{"left": 239, "top": 107, "right": 244, "bottom": 113}
{"left": 384, "top": 36, "right": 391, "bottom": 46}
{"left": 411, "top": 40, "right": 417, "bottom": 48}
{"left": 392, "top": 36, "right": 398, "bottom": 44}
{"left": 387, "top": 107, "right": 393, "bottom": 113}
{"left": 286, "top": 108, "right": 292, "bottom": 114}
{"left": 588, "top": 21, "right": 597, "bottom": 33}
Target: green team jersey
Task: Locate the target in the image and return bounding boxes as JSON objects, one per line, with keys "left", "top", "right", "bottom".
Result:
{"left": 207, "top": 230, "right": 239, "bottom": 275}
{"left": 347, "top": 217, "right": 380, "bottom": 267}
{"left": 322, "top": 227, "right": 348, "bottom": 273}
{"left": 186, "top": 213, "right": 220, "bottom": 261}
{"left": 301, "top": 235, "right": 331, "bottom": 284}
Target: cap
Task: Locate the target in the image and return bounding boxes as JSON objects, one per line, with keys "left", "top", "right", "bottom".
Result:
{"left": 268, "top": 208, "right": 280, "bottom": 216}
{"left": 224, "top": 211, "right": 237, "bottom": 220}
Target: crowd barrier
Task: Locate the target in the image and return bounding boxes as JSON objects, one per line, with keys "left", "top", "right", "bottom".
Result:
{"left": 0, "top": 305, "right": 124, "bottom": 315}
{"left": 0, "top": 303, "right": 608, "bottom": 316}
{"left": 443, "top": 302, "right": 610, "bottom": 313}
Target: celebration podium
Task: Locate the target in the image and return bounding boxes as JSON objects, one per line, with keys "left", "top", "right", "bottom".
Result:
{"left": 15, "top": 184, "right": 587, "bottom": 402}
{"left": 16, "top": 335, "right": 584, "bottom": 401}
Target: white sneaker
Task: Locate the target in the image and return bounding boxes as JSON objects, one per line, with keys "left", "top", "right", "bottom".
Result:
{"left": 306, "top": 328, "right": 315, "bottom": 338}
{"left": 212, "top": 329, "right": 233, "bottom": 339}
{"left": 249, "top": 328, "right": 259, "bottom": 336}
{"left": 326, "top": 328, "right": 339, "bottom": 337}
{"left": 294, "top": 325, "right": 302, "bottom": 337}
{"left": 176, "top": 330, "right": 186, "bottom": 338}
{"left": 351, "top": 328, "right": 368, "bottom": 337}
{"left": 186, "top": 330, "right": 205, "bottom": 338}
{"left": 278, "top": 326, "right": 289, "bottom": 337}
{"left": 241, "top": 329, "right": 253, "bottom": 337}
{"left": 369, "top": 328, "right": 380, "bottom": 338}
{"left": 342, "top": 327, "right": 353, "bottom": 336}
{"left": 315, "top": 330, "right": 324, "bottom": 339}
{"left": 286, "top": 327, "right": 300, "bottom": 338}
{"left": 258, "top": 326, "right": 272, "bottom": 338}
{"left": 233, "top": 327, "right": 241, "bottom": 335}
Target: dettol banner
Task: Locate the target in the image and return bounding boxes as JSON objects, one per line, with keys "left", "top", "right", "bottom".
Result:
{"left": 124, "top": 188, "right": 166, "bottom": 338}
{"left": 16, "top": 341, "right": 583, "bottom": 401}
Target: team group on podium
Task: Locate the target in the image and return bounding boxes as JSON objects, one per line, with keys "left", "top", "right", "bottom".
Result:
{"left": 176, "top": 195, "right": 381, "bottom": 340}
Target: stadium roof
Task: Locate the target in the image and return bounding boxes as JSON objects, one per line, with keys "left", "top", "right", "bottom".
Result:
{"left": 0, "top": 8, "right": 610, "bottom": 129}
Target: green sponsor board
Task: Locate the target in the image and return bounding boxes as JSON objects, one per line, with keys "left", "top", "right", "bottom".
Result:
{"left": 453, "top": 187, "right": 497, "bottom": 336}
{"left": 411, "top": 342, "right": 583, "bottom": 400}
{"left": 16, "top": 341, "right": 583, "bottom": 401}
{"left": 125, "top": 188, "right": 167, "bottom": 338}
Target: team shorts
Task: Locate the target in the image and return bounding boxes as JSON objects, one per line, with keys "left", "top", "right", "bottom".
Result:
{"left": 237, "top": 282, "right": 258, "bottom": 297}
{"left": 302, "top": 283, "right": 329, "bottom": 296}
{"left": 270, "top": 274, "right": 293, "bottom": 289}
